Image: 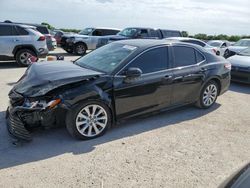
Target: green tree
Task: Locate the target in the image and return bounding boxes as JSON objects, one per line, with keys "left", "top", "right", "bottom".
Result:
{"left": 41, "top": 22, "right": 55, "bottom": 30}
{"left": 181, "top": 31, "right": 189, "bottom": 37}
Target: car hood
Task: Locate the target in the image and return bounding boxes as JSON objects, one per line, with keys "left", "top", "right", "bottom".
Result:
{"left": 228, "top": 46, "right": 248, "bottom": 53}
{"left": 228, "top": 55, "right": 250, "bottom": 67}
{"left": 12, "top": 61, "right": 104, "bottom": 97}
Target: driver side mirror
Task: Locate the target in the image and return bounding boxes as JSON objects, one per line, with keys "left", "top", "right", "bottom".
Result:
{"left": 124, "top": 67, "right": 142, "bottom": 78}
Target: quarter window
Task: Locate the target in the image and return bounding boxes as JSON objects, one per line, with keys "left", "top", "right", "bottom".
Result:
{"left": 126, "top": 47, "right": 168, "bottom": 74}
{"left": 196, "top": 51, "right": 205, "bottom": 63}
{"left": 15, "top": 26, "right": 29, "bottom": 35}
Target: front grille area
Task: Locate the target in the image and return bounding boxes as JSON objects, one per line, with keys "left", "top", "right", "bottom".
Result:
{"left": 6, "top": 111, "right": 32, "bottom": 141}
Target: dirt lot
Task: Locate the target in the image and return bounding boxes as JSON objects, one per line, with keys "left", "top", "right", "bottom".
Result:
{"left": 0, "top": 48, "right": 250, "bottom": 188}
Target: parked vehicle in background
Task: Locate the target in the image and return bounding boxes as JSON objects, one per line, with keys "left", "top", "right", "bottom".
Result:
{"left": 61, "top": 27, "right": 120, "bottom": 55}
{"left": 6, "top": 39, "right": 230, "bottom": 141}
{"left": 52, "top": 30, "right": 65, "bottom": 46}
{"left": 96, "top": 27, "right": 182, "bottom": 48}
{"left": 225, "top": 39, "right": 250, "bottom": 58}
{"left": 28, "top": 24, "right": 56, "bottom": 51}
{"left": 4, "top": 21, "right": 56, "bottom": 51}
{"left": 228, "top": 47, "right": 250, "bottom": 83}
{"left": 0, "top": 22, "right": 48, "bottom": 66}
{"left": 207, "top": 40, "right": 231, "bottom": 57}
{"left": 166, "top": 37, "right": 220, "bottom": 56}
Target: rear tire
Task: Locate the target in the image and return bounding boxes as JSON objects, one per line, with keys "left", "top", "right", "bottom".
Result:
{"left": 66, "top": 101, "right": 111, "bottom": 140}
{"left": 196, "top": 80, "right": 219, "bottom": 109}
{"left": 15, "top": 49, "right": 36, "bottom": 67}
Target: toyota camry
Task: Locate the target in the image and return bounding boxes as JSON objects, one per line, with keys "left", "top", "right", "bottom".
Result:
{"left": 6, "top": 39, "right": 231, "bottom": 142}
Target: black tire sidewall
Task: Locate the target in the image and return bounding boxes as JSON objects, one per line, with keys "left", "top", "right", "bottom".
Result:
{"left": 66, "top": 101, "right": 111, "bottom": 140}
{"left": 74, "top": 43, "right": 86, "bottom": 55}
{"left": 16, "top": 49, "right": 36, "bottom": 67}
{"left": 199, "top": 81, "right": 219, "bottom": 109}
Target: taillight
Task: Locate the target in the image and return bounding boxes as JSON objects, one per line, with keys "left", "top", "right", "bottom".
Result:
{"left": 38, "top": 36, "right": 46, "bottom": 41}
{"left": 224, "top": 63, "right": 231, "bottom": 70}
{"left": 212, "top": 48, "right": 217, "bottom": 54}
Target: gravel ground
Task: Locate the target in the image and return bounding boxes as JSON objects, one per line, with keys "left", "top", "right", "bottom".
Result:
{"left": 0, "top": 48, "right": 250, "bottom": 188}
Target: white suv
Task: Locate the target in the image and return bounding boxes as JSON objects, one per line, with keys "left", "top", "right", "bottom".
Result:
{"left": 0, "top": 23, "right": 48, "bottom": 66}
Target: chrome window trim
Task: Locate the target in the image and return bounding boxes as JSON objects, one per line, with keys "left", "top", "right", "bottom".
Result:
{"left": 114, "top": 44, "right": 207, "bottom": 77}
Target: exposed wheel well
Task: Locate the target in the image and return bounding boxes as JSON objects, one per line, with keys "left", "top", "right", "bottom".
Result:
{"left": 209, "top": 78, "right": 221, "bottom": 95}
{"left": 14, "top": 47, "right": 37, "bottom": 58}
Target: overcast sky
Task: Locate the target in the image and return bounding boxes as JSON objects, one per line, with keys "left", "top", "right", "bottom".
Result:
{"left": 0, "top": 0, "right": 249, "bottom": 35}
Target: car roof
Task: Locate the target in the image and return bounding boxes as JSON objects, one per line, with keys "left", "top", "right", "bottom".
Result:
{"left": 167, "top": 37, "right": 203, "bottom": 41}
{"left": 87, "top": 27, "right": 121, "bottom": 30}
{"left": 114, "top": 39, "right": 206, "bottom": 51}
{"left": 0, "top": 22, "right": 35, "bottom": 28}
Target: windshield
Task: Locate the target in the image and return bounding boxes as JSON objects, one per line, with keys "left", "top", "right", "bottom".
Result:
{"left": 79, "top": 28, "right": 94, "bottom": 35}
{"left": 234, "top": 39, "right": 250, "bottom": 47}
{"left": 207, "top": 41, "right": 222, "bottom": 47}
{"left": 75, "top": 43, "right": 137, "bottom": 73}
{"left": 117, "top": 28, "right": 138, "bottom": 37}
{"left": 239, "top": 48, "right": 250, "bottom": 56}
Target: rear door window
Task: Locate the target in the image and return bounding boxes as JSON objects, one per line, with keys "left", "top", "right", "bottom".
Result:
{"left": 0, "top": 25, "right": 14, "bottom": 36}
{"left": 126, "top": 47, "right": 168, "bottom": 74}
{"left": 173, "top": 46, "right": 197, "bottom": 67}
{"left": 102, "top": 29, "right": 119, "bottom": 35}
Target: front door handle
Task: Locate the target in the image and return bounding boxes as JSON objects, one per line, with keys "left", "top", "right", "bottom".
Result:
{"left": 163, "top": 75, "right": 173, "bottom": 80}
{"left": 199, "top": 68, "right": 207, "bottom": 73}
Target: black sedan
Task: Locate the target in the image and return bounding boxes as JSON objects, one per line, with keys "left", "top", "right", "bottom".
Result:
{"left": 228, "top": 48, "right": 250, "bottom": 84}
{"left": 6, "top": 40, "right": 231, "bottom": 141}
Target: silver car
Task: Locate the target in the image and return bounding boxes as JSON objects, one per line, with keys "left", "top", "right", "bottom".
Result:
{"left": 166, "top": 37, "right": 220, "bottom": 56}
{"left": 207, "top": 40, "right": 231, "bottom": 57}
{"left": 0, "top": 22, "right": 48, "bottom": 66}
{"left": 225, "top": 39, "right": 250, "bottom": 58}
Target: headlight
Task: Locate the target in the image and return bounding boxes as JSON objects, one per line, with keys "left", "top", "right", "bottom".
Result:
{"left": 24, "top": 98, "right": 61, "bottom": 109}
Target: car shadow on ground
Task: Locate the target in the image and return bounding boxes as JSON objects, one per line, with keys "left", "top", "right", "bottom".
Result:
{"left": 229, "top": 82, "right": 250, "bottom": 94}
{"left": 0, "top": 103, "right": 221, "bottom": 170}
{"left": 0, "top": 61, "right": 21, "bottom": 69}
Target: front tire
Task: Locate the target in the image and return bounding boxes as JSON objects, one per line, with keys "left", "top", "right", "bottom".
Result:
{"left": 74, "top": 43, "right": 87, "bottom": 55}
{"left": 196, "top": 80, "right": 219, "bottom": 109}
{"left": 66, "top": 101, "right": 111, "bottom": 140}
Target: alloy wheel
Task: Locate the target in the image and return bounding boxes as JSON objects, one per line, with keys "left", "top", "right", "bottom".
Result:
{"left": 19, "top": 52, "right": 32, "bottom": 65}
{"left": 202, "top": 84, "right": 218, "bottom": 107}
{"left": 75, "top": 45, "right": 86, "bottom": 55}
{"left": 75, "top": 104, "right": 108, "bottom": 137}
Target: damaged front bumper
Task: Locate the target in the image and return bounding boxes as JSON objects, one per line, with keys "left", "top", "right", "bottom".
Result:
{"left": 6, "top": 107, "right": 32, "bottom": 141}
{"left": 6, "top": 97, "right": 65, "bottom": 142}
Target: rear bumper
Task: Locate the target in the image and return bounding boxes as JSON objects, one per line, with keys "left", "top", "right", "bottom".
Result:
{"left": 219, "top": 72, "right": 231, "bottom": 95}
{"left": 37, "top": 48, "right": 49, "bottom": 58}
